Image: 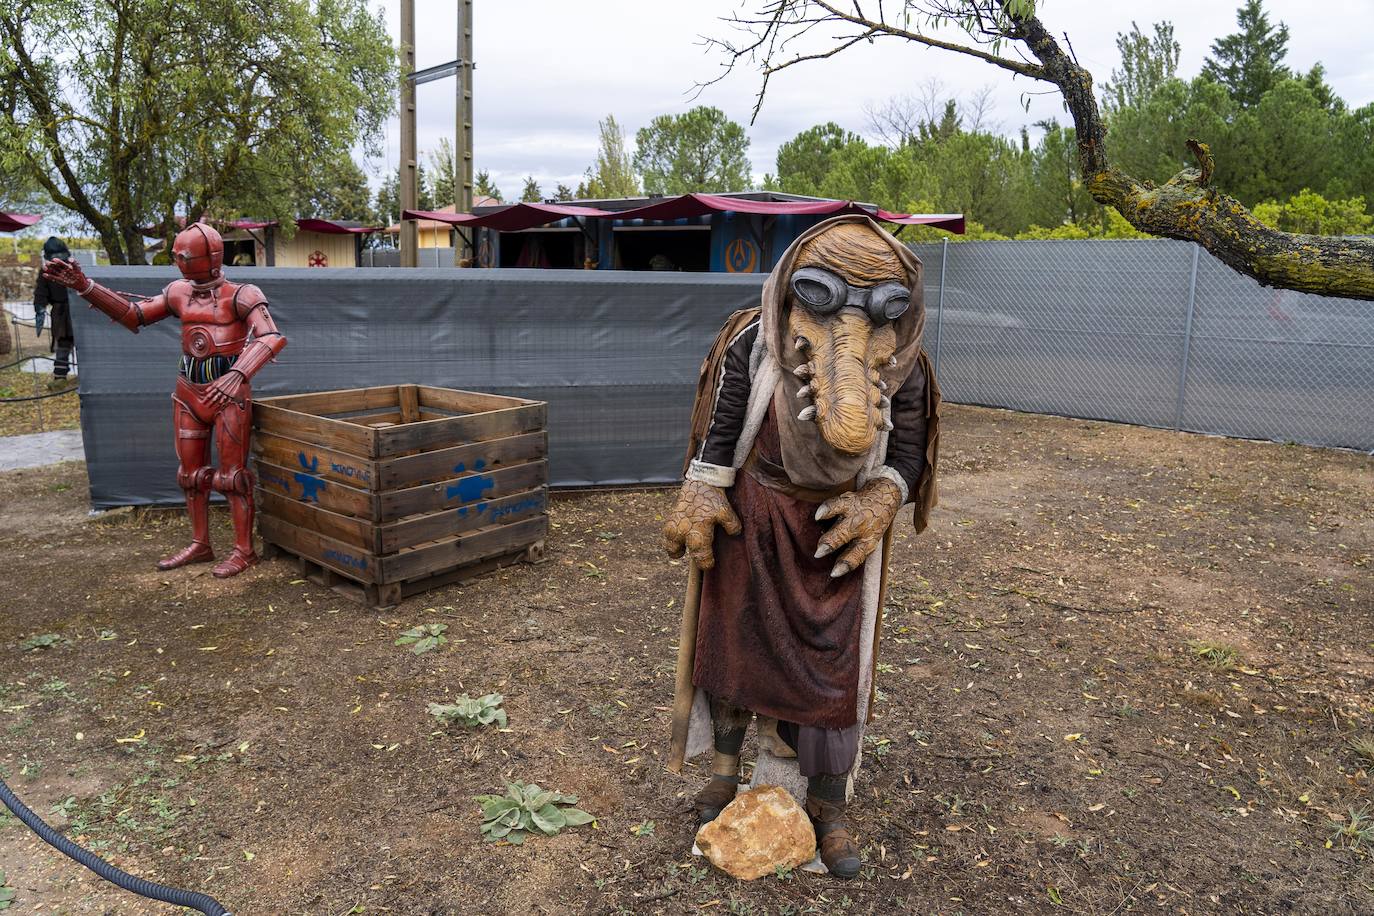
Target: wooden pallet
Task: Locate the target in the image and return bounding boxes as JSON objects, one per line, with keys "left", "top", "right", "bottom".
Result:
{"left": 262, "top": 535, "right": 546, "bottom": 610}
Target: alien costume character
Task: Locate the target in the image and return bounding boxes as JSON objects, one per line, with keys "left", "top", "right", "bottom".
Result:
{"left": 663, "top": 215, "right": 939, "bottom": 879}
{"left": 43, "top": 223, "right": 287, "bottom": 578}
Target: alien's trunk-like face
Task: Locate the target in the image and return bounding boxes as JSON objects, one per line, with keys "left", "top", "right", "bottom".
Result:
{"left": 785, "top": 229, "right": 912, "bottom": 458}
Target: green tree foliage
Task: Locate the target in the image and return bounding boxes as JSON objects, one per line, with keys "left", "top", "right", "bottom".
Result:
{"left": 375, "top": 165, "right": 437, "bottom": 225}
{"left": 554, "top": 184, "right": 575, "bottom": 202}
{"left": 428, "top": 139, "right": 456, "bottom": 208}
{"left": 519, "top": 177, "right": 543, "bottom": 203}
{"left": 776, "top": 122, "right": 861, "bottom": 196}
{"left": 633, "top": 106, "right": 751, "bottom": 196}
{"left": 1252, "top": 190, "right": 1374, "bottom": 237}
{"left": 474, "top": 170, "right": 503, "bottom": 203}
{"left": 0, "top": 0, "right": 395, "bottom": 263}
{"left": 1103, "top": 21, "right": 1180, "bottom": 111}
{"left": 1201, "top": 0, "right": 1290, "bottom": 109}
{"left": 578, "top": 115, "right": 640, "bottom": 199}
{"left": 296, "top": 155, "right": 377, "bottom": 224}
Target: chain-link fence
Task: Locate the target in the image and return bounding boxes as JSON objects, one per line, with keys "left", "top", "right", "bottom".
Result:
{"left": 913, "top": 239, "right": 1374, "bottom": 453}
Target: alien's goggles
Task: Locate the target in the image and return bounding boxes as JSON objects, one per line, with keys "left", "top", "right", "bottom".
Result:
{"left": 789, "top": 267, "right": 910, "bottom": 324}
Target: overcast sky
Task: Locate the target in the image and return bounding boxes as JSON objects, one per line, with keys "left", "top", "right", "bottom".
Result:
{"left": 375, "top": 0, "right": 1374, "bottom": 200}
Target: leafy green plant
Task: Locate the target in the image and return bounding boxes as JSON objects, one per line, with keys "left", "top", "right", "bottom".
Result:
{"left": 1349, "top": 736, "right": 1374, "bottom": 765}
{"left": 19, "top": 633, "right": 65, "bottom": 652}
{"left": 1188, "top": 640, "right": 1239, "bottom": 671}
{"left": 0, "top": 868, "right": 13, "bottom": 910}
{"left": 395, "top": 623, "right": 448, "bottom": 655}
{"left": 428, "top": 694, "right": 506, "bottom": 728}
{"left": 476, "top": 782, "right": 594, "bottom": 845}
{"left": 630, "top": 819, "right": 655, "bottom": 838}
{"left": 1331, "top": 806, "right": 1374, "bottom": 849}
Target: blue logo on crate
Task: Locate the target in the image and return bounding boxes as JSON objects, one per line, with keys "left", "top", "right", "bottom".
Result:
{"left": 489, "top": 493, "right": 545, "bottom": 523}
{"left": 294, "top": 452, "right": 328, "bottom": 503}
{"left": 323, "top": 548, "right": 367, "bottom": 571}
{"left": 447, "top": 460, "right": 494, "bottom": 504}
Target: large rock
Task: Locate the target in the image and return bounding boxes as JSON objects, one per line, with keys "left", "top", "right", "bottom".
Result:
{"left": 696, "top": 785, "right": 816, "bottom": 880}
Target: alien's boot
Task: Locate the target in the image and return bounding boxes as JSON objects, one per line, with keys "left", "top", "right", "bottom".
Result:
{"left": 695, "top": 698, "right": 751, "bottom": 826}
{"left": 806, "top": 773, "right": 861, "bottom": 879}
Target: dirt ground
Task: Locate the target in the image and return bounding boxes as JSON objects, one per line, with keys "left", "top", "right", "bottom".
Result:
{"left": 1, "top": 404, "right": 1371, "bottom": 915}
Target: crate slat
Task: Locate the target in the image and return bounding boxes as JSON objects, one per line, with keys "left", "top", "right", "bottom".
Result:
{"left": 374, "top": 402, "right": 546, "bottom": 458}
{"left": 254, "top": 403, "right": 375, "bottom": 456}
{"left": 376, "top": 459, "right": 547, "bottom": 522}
{"left": 255, "top": 457, "right": 375, "bottom": 518}
{"left": 260, "top": 515, "right": 379, "bottom": 583}
{"left": 256, "top": 487, "right": 379, "bottom": 553}
{"left": 384, "top": 515, "right": 549, "bottom": 582}
{"left": 379, "top": 487, "right": 547, "bottom": 553}
{"left": 377, "top": 431, "right": 546, "bottom": 490}
{"left": 254, "top": 432, "right": 380, "bottom": 490}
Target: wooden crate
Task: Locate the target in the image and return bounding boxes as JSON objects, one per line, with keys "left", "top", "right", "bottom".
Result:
{"left": 252, "top": 384, "right": 548, "bottom": 608}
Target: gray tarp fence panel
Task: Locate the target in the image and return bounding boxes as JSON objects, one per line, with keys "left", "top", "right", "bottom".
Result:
{"left": 71, "top": 268, "right": 766, "bottom": 508}
{"left": 69, "top": 245, "right": 1373, "bottom": 509}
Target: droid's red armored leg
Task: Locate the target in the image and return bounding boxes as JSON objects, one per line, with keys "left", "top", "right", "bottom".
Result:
{"left": 159, "top": 400, "right": 215, "bottom": 570}
{"left": 210, "top": 396, "right": 258, "bottom": 579}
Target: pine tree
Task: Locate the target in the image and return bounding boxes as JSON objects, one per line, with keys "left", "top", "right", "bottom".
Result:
{"left": 1103, "top": 21, "right": 1180, "bottom": 111}
{"left": 581, "top": 115, "right": 640, "bottom": 198}
{"left": 474, "top": 170, "right": 502, "bottom": 203}
{"left": 1201, "top": 0, "right": 1291, "bottom": 108}
{"left": 519, "top": 176, "right": 543, "bottom": 203}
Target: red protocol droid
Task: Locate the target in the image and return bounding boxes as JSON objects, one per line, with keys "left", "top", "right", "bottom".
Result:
{"left": 43, "top": 223, "right": 287, "bottom": 578}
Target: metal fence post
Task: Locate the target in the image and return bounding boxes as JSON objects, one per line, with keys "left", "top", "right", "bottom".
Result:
{"left": 932, "top": 236, "right": 948, "bottom": 376}
{"left": 1173, "top": 243, "right": 1201, "bottom": 430}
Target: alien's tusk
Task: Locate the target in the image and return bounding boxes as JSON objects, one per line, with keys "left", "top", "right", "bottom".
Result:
{"left": 881, "top": 418, "right": 894, "bottom": 431}
{"left": 796, "top": 384, "right": 813, "bottom": 400}
{"left": 795, "top": 336, "right": 810, "bottom": 352}
{"left": 878, "top": 395, "right": 891, "bottom": 409}
{"left": 886, "top": 355, "right": 897, "bottom": 369}
{"left": 877, "top": 380, "right": 888, "bottom": 392}
{"left": 793, "top": 363, "right": 814, "bottom": 380}
{"left": 798, "top": 405, "right": 817, "bottom": 422}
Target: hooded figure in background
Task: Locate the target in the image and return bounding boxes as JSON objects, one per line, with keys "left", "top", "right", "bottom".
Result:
{"left": 33, "top": 236, "right": 77, "bottom": 385}
{"left": 663, "top": 214, "right": 940, "bottom": 879}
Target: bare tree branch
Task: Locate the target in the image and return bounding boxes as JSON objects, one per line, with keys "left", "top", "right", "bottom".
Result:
{"left": 703, "top": 0, "right": 1374, "bottom": 300}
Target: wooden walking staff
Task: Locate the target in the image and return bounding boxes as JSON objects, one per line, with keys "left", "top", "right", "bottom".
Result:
{"left": 667, "top": 561, "right": 703, "bottom": 773}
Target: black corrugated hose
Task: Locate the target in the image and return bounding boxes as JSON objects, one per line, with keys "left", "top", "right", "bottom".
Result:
{"left": 0, "top": 773, "right": 231, "bottom": 915}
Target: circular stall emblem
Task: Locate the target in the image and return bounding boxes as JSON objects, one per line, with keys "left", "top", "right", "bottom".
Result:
{"left": 307, "top": 250, "right": 328, "bottom": 268}
{"left": 725, "top": 238, "right": 758, "bottom": 273}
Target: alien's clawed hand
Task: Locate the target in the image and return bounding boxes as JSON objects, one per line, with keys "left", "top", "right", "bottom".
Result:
{"left": 814, "top": 477, "right": 903, "bottom": 578}
{"left": 662, "top": 479, "right": 742, "bottom": 570}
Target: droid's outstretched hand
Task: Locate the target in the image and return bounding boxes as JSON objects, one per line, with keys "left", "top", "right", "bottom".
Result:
{"left": 814, "top": 477, "right": 903, "bottom": 578}
{"left": 42, "top": 258, "right": 89, "bottom": 292}
{"left": 663, "top": 479, "right": 742, "bottom": 570}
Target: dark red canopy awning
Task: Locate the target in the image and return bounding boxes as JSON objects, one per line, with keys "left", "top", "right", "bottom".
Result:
{"left": 610, "top": 194, "right": 965, "bottom": 232}
{"left": 295, "top": 218, "right": 380, "bottom": 234}
{"left": 406, "top": 196, "right": 964, "bottom": 234}
{"left": 0, "top": 212, "right": 41, "bottom": 233}
{"left": 404, "top": 203, "right": 613, "bottom": 232}
{"left": 608, "top": 193, "right": 857, "bottom": 221}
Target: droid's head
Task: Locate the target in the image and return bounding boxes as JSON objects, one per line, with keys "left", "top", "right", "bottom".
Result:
{"left": 171, "top": 222, "right": 224, "bottom": 283}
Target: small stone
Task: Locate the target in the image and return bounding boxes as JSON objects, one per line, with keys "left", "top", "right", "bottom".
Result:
{"left": 696, "top": 785, "right": 816, "bottom": 880}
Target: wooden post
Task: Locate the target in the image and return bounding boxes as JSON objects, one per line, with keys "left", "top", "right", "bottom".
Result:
{"left": 667, "top": 563, "right": 703, "bottom": 773}
{"left": 454, "top": 0, "right": 474, "bottom": 266}
{"left": 400, "top": 0, "right": 418, "bottom": 268}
